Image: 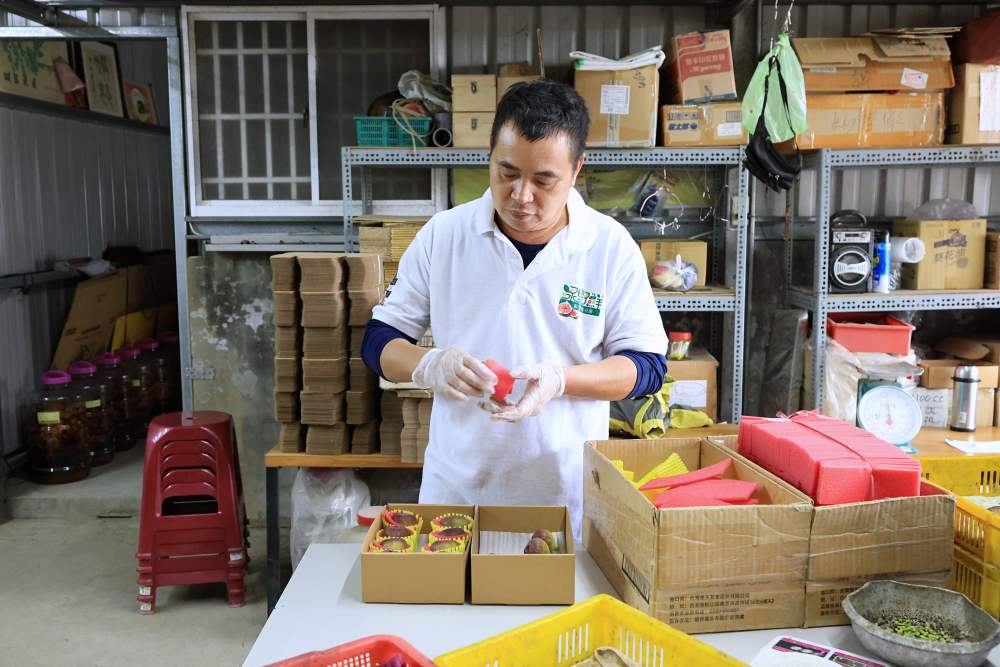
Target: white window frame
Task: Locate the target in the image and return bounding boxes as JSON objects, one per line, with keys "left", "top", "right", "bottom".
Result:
{"left": 181, "top": 4, "right": 447, "bottom": 219}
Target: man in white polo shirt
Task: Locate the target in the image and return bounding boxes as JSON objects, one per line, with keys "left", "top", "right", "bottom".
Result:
{"left": 362, "top": 80, "right": 667, "bottom": 534}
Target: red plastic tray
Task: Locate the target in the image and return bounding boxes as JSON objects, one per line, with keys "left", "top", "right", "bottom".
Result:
{"left": 265, "top": 635, "right": 435, "bottom": 667}
{"left": 827, "top": 313, "right": 914, "bottom": 355}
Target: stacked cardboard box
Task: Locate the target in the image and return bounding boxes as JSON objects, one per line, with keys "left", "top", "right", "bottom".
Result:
{"left": 344, "top": 253, "right": 384, "bottom": 454}
{"left": 270, "top": 252, "right": 304, "bottom": 452}
{"left": 356, "top": 215, "right": 428, "bottom": 286}
{"left": 379, "top": 391, "right": 404, "bottom": 455}
{"left": 400, "top": 396, "right": 432, "bottom": 463}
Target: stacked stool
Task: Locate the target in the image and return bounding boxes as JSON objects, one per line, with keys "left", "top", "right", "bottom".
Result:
{"left": 136, "top": 411, "right": 249, "bottom": 613}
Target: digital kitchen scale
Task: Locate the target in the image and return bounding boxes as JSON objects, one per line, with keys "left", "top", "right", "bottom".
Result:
{"left": 857, "top": 383, "right": 922, "bottom": 454}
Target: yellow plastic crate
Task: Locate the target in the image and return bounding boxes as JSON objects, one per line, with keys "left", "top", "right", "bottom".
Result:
{"left": 434, "top": 595, "right": 747, "bottom": 667}
{"left": 953, "top": 547, "right": 1000, "bottom": 619}
{"left": 919, "top": 456, "right": 1000, "bottom": 565}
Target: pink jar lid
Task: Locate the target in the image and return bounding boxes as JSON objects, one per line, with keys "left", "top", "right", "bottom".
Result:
{"left": 95, "top": 352, "right": 121, "bottom": 367}
{"left": 68, "top": 361, "right": 97, "bottom": 375}
{"left": 117, "top": 346, "right": 140, "bottom": 360}
{"left": 41, "top": 370, "right": 71, "bottom": 385}
{"left": 137, "top": 337, "right": 160, "bottom": 352}
{"left": 158, "top": 331, "right": 178, "bottom": 344}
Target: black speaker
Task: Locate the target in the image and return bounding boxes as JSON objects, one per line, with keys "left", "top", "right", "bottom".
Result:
{"left": 828, "top": 210, "right": 874, "bottom": 294}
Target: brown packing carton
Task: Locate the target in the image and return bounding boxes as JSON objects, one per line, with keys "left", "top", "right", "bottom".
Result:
{"left": 660, "top": 102, "right": 747, "bottom": 147}
{"left": 986, "top": 233, "right": 1000, "bottom": 289}
{"left": 351, "top": 421, "right": 380, "bottom": 454}
{"left": 667, "top": 30, "right": 737, "bottom": 104}
{"left": 453, "top": 112, "right": 495, "bottom": 148}
{"left": 451, "top": 74, "right": 497, "bottom": 112}
{"left": 400, "top": 424, "right": 419, "bottom": 463}
{"left": 297, "top": 253, "right": 345, "bottom": 292}
{"left": 947, "top": 64, "right": 1000, "bottom": 145}
{"left": 347, "top": 390, "right": 378, "bottom": 425}
{"left": 272, "top": 291, "right": 300, "bottom": 327}
{"left": 380, "top": 422, "right": 402, "bottom": 456}
{"left": 278, "top": 421, "right": 304, "bottom": 453}
{"left": 343, "top": 253, "right": 384, "bottom": 290}
{"left": 300, "top": 390, "right": 345, "bottom": 425}
{"left": 919, "top": 359, "right": 1000, "bottom": 389}
{"left": 269, "top": 252, "right": 300, "bottom": 291}
{"left": 303, "top": 326, "right": 349, "bottom": 359}
{"left": 805, "top": 570, "right": 951, "bottom": 627}
{"left": 348, "top": 288, "right": 381, "bottom": 326}
{"left": 575, "top": 64, "right": 659, "bottom": 148}
{"left": 52, "top": 270, "right": 128, "bottom": 369}
{"left": 792, "top": 36, "right": 954, "bottom": 93}
{"left": 638, "top": 239, "right": 708, "bottom": 287}
{"left": 350, "top": 357, "right": 380, "bottom": 392}
{"left": 934, "top": 336, "right": 991, "bottom": 361}
{"left": 302, "top": 357, "right": 348, "bottom": 394}
{"left": 350, "top": 326, "right": 366, "bottom": 358}
{"left": 497, "top": 75, "right": 540, "bottom": 102}
{"left": 361, "top": 503, "right": 476, "bottom": 603}
{"left": 666, "top": 348, "right": 719, "bottom": 421}
{"left": 300, "top": 291, "right": 347, "bottom": 328}
{"left": 274, "top": 391, "right": 299, "bottom": 423}
{"left": 306, "top": 423, "right": 351, "bottom": 455}
{"left": 583, "top": 435, "right": 812, "bottom": 633}
{"left": 471, "top": 505, "right": 575, "bottom": 605}
{"left": 893, "top": 218, "right": 986, "bottom": 289}
{"left": 274, "top": 355, "right": 301, "bottom": 392}
{"left": 796, "top": 92, "right": 944, "bottom": 150}
{"left": 274, "top": 325, "right": 300, "bottom": 356}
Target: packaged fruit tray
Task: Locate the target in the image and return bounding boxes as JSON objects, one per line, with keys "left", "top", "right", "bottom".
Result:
{"left": 919, "top": 455, "right": 1000, "bottom": 567}
{"left": 434, "top": 594, "right": 746, "bottom": 666}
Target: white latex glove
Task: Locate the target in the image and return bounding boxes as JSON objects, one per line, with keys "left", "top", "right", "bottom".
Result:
{"left": 411, "top": 347, "right": 497, "bottom": 401}
{"left": 487, "top": 362, "right": 566, "bottom": 422}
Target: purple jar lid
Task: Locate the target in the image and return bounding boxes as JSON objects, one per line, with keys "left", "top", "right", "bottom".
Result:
{"left": 95, "top": 352, "right": 121, "bottom": 367}
{"left": 138, "top": 337, "right": 160, "bottom": 352}
{"left": 68, "top": 361, "right": 97, "bottom": 375}
{"left": 118, "top": 346, "right": 140, "bottom": 359}
{"left": 41, "top": 370, "right": 71, "bottom": 385}
{"left": 158, "top": 331, "right": 178, "bottom": 344}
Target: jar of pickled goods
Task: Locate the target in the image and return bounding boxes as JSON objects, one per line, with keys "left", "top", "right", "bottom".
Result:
{"left": 667, "top": 331, "right": 692, "bottom": 361}
{"left": 118, "top": 345, "right": 155, "bottom": 440}
{"left": 138, "top": 337, "right": 173, "bottom": 418}
{"left": 30, "top": 370, "right": 90, "bottom": 484}
{"left": 95, "top": 352, "right": 137, "bottom": 452}
{"left": 157, "top": 331, "right": 181, "bottom": 411}
{"left": 68, "top": 361, "right": 116, "bottom": 466}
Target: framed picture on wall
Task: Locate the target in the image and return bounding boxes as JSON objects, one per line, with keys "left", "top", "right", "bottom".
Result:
{"left": 80, "top": 41, "right": 123, "bottom": 117}
{"left": 0, "top": 40, "right": 69, "bottom": 105}
{"left": 123, "top": 81, "right": 157, "bottom": 124}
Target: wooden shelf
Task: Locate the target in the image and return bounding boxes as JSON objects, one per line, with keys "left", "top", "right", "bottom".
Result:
{"left": 265, "top": 445, "right": 423, "bottom": 468}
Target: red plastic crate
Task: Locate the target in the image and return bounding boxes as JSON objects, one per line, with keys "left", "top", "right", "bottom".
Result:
{"left": 826, "top": 313, "right": 914, "bottom": 355}
{"left": 266, "top": 635, "right": 435, "bottom": 667}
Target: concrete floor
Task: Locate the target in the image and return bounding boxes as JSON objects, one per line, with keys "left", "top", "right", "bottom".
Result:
{"left": 1, "top": 450, "right": 279, "bottom": 666}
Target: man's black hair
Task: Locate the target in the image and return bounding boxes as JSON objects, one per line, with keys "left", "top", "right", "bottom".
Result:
{"left": 489, "top": 79, "right": 590, "bottom": 163}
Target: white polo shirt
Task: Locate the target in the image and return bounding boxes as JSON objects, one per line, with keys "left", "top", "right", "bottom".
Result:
{"left": 371, "top": 187, "right": 666, "bottom": 535}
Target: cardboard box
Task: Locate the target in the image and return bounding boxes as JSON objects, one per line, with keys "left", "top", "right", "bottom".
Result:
{"left": 583, "top": 435, "right": 812, "bottom": 633}
{"left": 346, "top": 389, "right": 378, "bottom": 424}
{"left": 452, "top": 112, "right": 495, "bottom": 148}
{"left": 793, "top": 36, "right": 954, "bottom": 93}
{"left": 638, "top": 239, "right": 708, "bottom": 287}
{"left": 351, "top": 421, "right": 379, "bottom": 454}
{"left": 270, "top": 252, "right": 300, "bottom": 291}
{"left": 272, "top": 290, "right": 300, "bottom": 327}
{"left": 274, "top": 325, "right": 300, "bottom": 356}
{"left": 915, "top": 387, "right": 996, "bottom": 428}
{"left": 805, "top": 570, "right": 951, "bottom": 627}
{"left": 274, "top": 390, "right": 299, "bottom": 423}
{"left": 451, "top": 74, "right": 497, "bottom": 112}
{"left": 667, "top": 30, "right": 737, "bottom": 104}
{"left": 666, "top": 348, "right": 719, "bottom": 421}
{"left": 300, "top": 390, "right": 345, "bottom": 425}
{"left": 52, "top": 270, "right": 128, "bottom": 370}
{"left": 575, "top": 64, "right": 660, "bottom": 147}
{"left": 274, "top": 356, "right": 300, "bottom": 392}
{"left": 893, "top": 218, "right": 986, "bottom": 290}
{"left": 277, "top": 421, "right": 303, "bottom": 453}
{"left": 796, "top": 92, "right": 944, "bottom": 150}
{"left": 919, "top": 359, "right": 999, "bottom": 389}
{"left": 361, "top": 503, "right": 476, "bottom": 603}
{"left": 348, "top": 288, "right": 381, "bottom": 326}
{"left": 987, "top": 233, "right": 1000, "bottom": 289}
{"left": 303, "top": 326, "right": 348, "bottom": 359}
{"left": 350, "top": 357, "right": 380, "bottom": 392}
{"left": 302, "top": 357, "right": 348, "bottom": 394}
{"left": 343, "top": 253, "right": 383, "bottom": 290}
{"left": 497, "top": 75, "right": 540, "bottom": 103}
{"left": 305, "top": 423, "right": 350, "bottom": 455}
{"left": 471, "top": 505, "right": 574, "bottom": 605}
{"left": 300, "top": 291, "right": 347, "bottom": 328}
{"left": 297, "top": 253, "right": 345, "bottom": 292}
{"left": 660, "top": 102, "right": 747, "bottom": 147}
{"left": 947, "top": 64, "right": 1000, "bottom": 145}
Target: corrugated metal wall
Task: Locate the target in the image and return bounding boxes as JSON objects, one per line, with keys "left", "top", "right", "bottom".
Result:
{"left": 0, "top": 35, "right": 172, "bottom": 454}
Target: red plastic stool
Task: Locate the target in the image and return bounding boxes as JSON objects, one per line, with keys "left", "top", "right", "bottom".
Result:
{"left": 136, "top": 411, "right": 249, "bottom": 614}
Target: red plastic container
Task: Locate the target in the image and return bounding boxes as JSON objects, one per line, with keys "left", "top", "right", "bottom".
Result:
{"left": 826, "top": 313, "right": 915, "bottom": 355}
{"left": 266, "top": 635, "right": 435, "bottom": 667}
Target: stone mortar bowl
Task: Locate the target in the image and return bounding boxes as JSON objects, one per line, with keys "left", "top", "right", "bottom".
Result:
{"left": 843, "top": 580, "right": 1000, "bottom": 667}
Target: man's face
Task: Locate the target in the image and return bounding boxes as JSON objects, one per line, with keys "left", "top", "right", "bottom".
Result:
{"left": 489, "top": 122, "right": 585, "bottom": 234}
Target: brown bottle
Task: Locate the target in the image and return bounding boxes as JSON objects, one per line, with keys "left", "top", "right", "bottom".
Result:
{"left": 68, "top": 361, "right": 115, "bottom": 466}
{"left": 30, "top": 370, "right": 91, "bottom": 484}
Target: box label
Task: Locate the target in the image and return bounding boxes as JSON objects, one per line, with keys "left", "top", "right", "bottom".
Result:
{"left": 981, "top": 70, "right": 1000, "bottom": 132}
{"left": 914, "top": 388, "right": 950, "bottom": 427}
{"left": 716, "top": 121, "right": 743, "bottom": 137}
{"left": 599, "top": 84, "right": 630, "bottom": 115}
{"left": 36, "top": 411, "right": 60, "bottom": 424}
{"left": 901, "top": 67, "right": 928, "bottom": 90}
{"left": 671, "top": 380, "right": 707, "bottom": 408}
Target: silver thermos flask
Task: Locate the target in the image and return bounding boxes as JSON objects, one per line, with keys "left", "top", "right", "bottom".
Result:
{"left": 950, "top": 365, "right": 980, "bottom": 432}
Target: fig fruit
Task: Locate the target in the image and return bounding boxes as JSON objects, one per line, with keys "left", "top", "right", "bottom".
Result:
{"left": 430, "top": 513, "right": 473, "bottom": 531}
{"left": 532, "top": 528, "right": 559, "bottom": 553}
{"left": 371, "top": 538, "right": 410, "bottom": 553}
{"left": 380, "top": 524, "right": 414, "bottom": 539}
{"left": 383, "top": 509, "right": 421, "bottom": 527}
{"left": 429, "top": 527, "right": 470, "bottom": 545}
{"left": 422, "top": 539, "right": 463, "bottom": 553}
{"left": 524, "top": 537, "right": 550, "bottom": 554}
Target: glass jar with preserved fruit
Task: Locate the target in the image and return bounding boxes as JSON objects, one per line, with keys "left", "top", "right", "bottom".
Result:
{"left": 95, "top": 352, "right": 136, "bottom": 451}
{"left": 118, "top": 345, "right": 155, "bottom": 440}
{"left": 138, "top": 337, "right": 172, "bottom": 419}
{"left": 68, "top": 360, "right": 115, "bottom": 466}
{"left": 157, "top": 331, "right": 181, "bottom": 411}
{"left": 667, "top": 331, "right": 692, "bottom": 361}
{"left": 30, "top": 370, "right": 90, "bottom": 484}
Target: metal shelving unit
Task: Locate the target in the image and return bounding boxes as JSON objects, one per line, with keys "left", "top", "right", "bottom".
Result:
{"left": 341, "top": 146, "right": 750, "bottom": 420}
{"left": 788, "top": 147, "right": 1000, "bottom": 411}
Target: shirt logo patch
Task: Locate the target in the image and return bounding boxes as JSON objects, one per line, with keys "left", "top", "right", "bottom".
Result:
{"left": 382, "top": 276, "right": 398, "bottom": 304}
{"left": 558, "top": 284, "right": 603, "bottom": 318}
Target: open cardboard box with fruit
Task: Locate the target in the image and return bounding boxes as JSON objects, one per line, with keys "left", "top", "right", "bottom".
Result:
{"left": 471, "top": 505, "right": 575, "bottom": 605}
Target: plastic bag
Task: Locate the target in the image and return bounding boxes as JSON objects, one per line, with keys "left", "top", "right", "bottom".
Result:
{"left": 397, "top": 70, "right": 451, "bottom": 113}
{"left": 742, "top": 33, "right": 808, "bottom": 142}
{"left": 908, "top": 198, "right": 978, "bottom": 221}
{"left": 651, "top": 255, "right": 699, "bottom": 292}
{"left": 290, "top": 468, "right": 371, "bottom": 570}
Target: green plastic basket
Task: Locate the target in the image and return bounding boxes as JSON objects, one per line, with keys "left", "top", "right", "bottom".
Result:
{"left": 354, "top": 116, "right": 432, "bottom": 147}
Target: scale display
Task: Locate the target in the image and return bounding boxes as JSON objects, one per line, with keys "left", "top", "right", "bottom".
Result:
{"left": 857, "top": 384, "right": 922, "bottom": 447}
